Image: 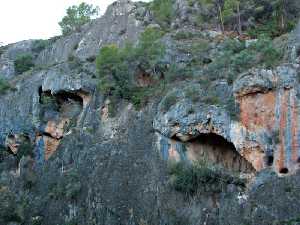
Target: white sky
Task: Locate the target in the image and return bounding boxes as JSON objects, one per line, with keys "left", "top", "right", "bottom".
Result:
{"left": 0, "top": 0, "right": 150, "bottom": 45}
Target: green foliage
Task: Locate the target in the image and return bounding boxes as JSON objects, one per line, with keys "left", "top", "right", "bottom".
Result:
{"left": 59, "top": 2, "right": 99, "bottom": 35}
{"left": 164, "top": 64, "right": 193, "bottom": 82}
{"left": 184, "top": 85, "right": 201, "bottom": 103}
{"left": 14, "top": 54, "right": 34, "bottom": 74}
{"left": 96, "top": 28, "right": 165, "bottom": 110}
{"left": 246, "top": 0, "right": 298, "bottom": 38}
{"left": 134, "top": 28, "right": 165, "bottom": 71}
{"left": 0, "top": 77, "right": 12, "bottom": 95}
{"left": 275, "top": 217, "right": 300, "bottom": 225}
{"left": 172, "top": 31, "right": 194, "bottom": 40}
{"left": 150, "top": 0, "right": 174, "bottom": 28}
{"left": 0, "top": 187, "right": 22, "bottom": 223}
{"left": 202, "top": 95, "right": 220, "bottom": 105}
{"left": 222, "top": 0, "right": 239, "bottom": 22}
{"left": 31, "top": 40, "right": 49, "bottom": 53}
{"left": 0, "top": 145, "right": 10, "bottom": 162}
{"left": 204, "top": 36, "right": 283, "bottom": 84}
{"left": 16, "top": 138, "right": 34, "bottom": 162}
{"left": 168, "top": 160, "right": 245, "bottom": 195}
{"left": 49, "top": 169, "right": 82, "bottom": 200}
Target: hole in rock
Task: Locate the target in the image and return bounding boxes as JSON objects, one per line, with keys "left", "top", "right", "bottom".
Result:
{"left": 37, "top": 88, "right": 86, "bottom": 159}
{"left": 266, "top": 156, "right": 274, "bottom": 166}
{"left": 279, "top": 167, "right": 289, "bottom": 174}
{"left": 39, "top": 89, "right": 84, "bottom": 119}
{"left": 184, "top": 133, "right": 255, "bottom": 173}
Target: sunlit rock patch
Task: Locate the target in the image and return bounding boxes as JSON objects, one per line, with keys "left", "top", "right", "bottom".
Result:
{"left": 234, "top": 66, "right": 300, "bottom": 175}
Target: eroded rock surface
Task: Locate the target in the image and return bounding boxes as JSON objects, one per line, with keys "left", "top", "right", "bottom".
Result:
{"left": 0, "top": 1, "right": 300, "bottom": 225}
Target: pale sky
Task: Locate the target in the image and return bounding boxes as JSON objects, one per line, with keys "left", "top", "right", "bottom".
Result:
{"left": 0, "top": 0, "right": 150, "bottom": 45}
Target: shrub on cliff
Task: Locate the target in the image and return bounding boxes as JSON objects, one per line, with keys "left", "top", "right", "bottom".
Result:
{"left": 205, "top": 36, "right": 282, "bottom": 84}
{"left": 150, "top": 0, "right": 174, "bottom": 28}
{"left": 0, "top": 187, "right": 21, "bottom": 224}
{"left": 31, "top": 39, "right": 49, "bottom": 53}
{"left": 16, "top": 138, "right": 34, "bottom": 162}
{"left": 59, "top": 2, "right": 99, "bottom": 35}
{"left": 14, "top": 54, "right": 34, "bottom": 74}
{"left": 0, "top": 77, "right": 12, "bottom": 95}
{"left": 96, "top": 28, "right": 165, "bottom": 109}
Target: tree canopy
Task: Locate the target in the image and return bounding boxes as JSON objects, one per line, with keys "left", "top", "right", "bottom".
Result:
{"left": 59, "top": 2, "right": 99, "bottom": 35}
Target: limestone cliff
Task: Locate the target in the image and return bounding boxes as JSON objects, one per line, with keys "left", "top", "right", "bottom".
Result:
{"left": 0, "top": 1, "right": 300, "bottom": 225}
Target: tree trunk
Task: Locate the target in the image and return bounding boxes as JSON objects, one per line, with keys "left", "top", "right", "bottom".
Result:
{"left": 218, "top": 4, "right": 225, "bottom": 33}
{"left": 237, "top": 1, "right": 242, "bottom": 34}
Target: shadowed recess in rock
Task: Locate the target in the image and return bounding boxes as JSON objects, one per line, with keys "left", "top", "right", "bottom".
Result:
{"left": 185, "top": 133, "right": 255, "bottom": 173}
{"left": 36, "top": 88, "right": 87, "bottom": 160}
{"left": 164, "top": 133, "right": 255, "bottom": 174}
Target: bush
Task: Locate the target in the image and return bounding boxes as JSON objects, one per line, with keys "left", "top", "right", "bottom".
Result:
{"left": 150, "top": 0, "right": 174, "bottom": 28}
{"left": 0, "top": 187, "right": 21, "bottom": 223}
{"left": 96, "top": 28, "right": 165, "bottom": 110}
{"left": 168, "top": 160, "right": 245, "bottom": 195}
{"left": 16, "top": 137, "right": 34, "bottom": 162}
{"left": 31, "top": 40, "right": 49, "bottom": 53}
{"left": 49, "top": 169, "right": 82, "bottom": 200}
{"left": 204, "top": 36, "right": 283, "bottom": 84}
{"left": 14, "top": 54, "right": 34, "bottom": 74}
{"left": 172, "top": 31, "right": 194, "bottom": 40}
{"left": 0, "top": 77, "right": 11, "bottom": 95}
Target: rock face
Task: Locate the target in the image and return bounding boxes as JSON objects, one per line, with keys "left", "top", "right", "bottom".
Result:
{"left": 1, "top": 1, "right": 300, "bottom": 225}
{"left": 0, "top": 40, "right": 35, "bottom": 79}
{"left": 234, "top": 66, "right": 300, "bottom": 174}
{"left": 154, "top": 65, "right": 300, "bottom": 175}
{"left": 36, "top": 0, "right": 146, "bottom": 66}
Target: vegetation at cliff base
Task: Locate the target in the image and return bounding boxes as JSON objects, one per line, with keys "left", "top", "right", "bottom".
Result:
{"left": 168, "top": 160, "right": 245, "bottom": 195}
{"left": 59, "top": 2, "right": 99, "bottom": 35}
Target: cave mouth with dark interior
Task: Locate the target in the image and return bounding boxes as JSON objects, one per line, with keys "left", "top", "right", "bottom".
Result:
{"left": 38, "top": 87, "right": 84, "bottom": 119}
{"left": 184, "top": 133, "right": 255, "bottom": 173}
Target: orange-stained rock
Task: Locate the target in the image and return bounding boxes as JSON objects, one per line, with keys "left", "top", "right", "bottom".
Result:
{"left": 45, "top": 119, "right": 68, "bottom": 139}
{"left": 238, "top": 88, "right": 299, "bottom": 175}
{"left": 291, "top": 94, "right": 299, "bottom": 163}
{"left": 168, "top": 140, "right": 181, "bottom": 162}
{"left": 239, "top": 91, "right": 276, "bottom": 131}
{"left": 44, "top": 136, "right": 61, "bottom": 160}
{"left": 77, "top": 91, "right": 91, "bottom": 108}
{"left": 101, "top": 105, "right": 109, "bottom": 121}
{"left": 240, "top": 146, "right": 265, "bottom": 171}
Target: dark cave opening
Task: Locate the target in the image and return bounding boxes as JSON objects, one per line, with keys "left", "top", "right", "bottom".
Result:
{"left": 54, "top": 91, "right": 83, "bottom": 107}
{"left": 279, "top": 167, "right": 289, "bottom": 174}
{"left": 38, "top": 87, "right": 84, "bottom": 109}
{"left": 266, "top": 155, "right": 274, "bottom": 166}
{"left": 185, "top": 133, "right": 255, "bottom": 173}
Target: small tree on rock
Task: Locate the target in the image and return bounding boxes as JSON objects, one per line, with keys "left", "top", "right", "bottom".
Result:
{"left": 59, "top": 2, "right": 99, "bottom": 35}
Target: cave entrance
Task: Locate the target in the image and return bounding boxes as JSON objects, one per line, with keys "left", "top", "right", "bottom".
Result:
{"left": 37, "top": 88, "right": 86, "bottom": 160}
{"left": 184, "top": 133, "right": 255, "bottom": 173}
